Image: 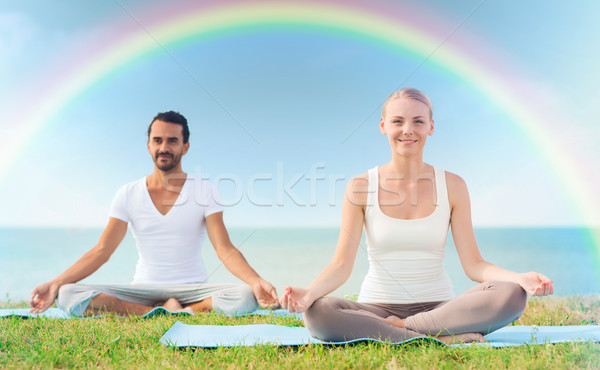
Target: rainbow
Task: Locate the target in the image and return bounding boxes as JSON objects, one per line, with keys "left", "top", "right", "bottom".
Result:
{"left": 4, "top": 0, "right": 600, "bottom": 275}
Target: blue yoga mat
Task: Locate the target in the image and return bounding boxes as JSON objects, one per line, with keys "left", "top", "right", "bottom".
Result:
{"left": 0, "top": 307, "right": 192, "bottom": 319}
{"left": 0, "top": 308, "right": 72, "bottom": 319}
{"left": 0, "top": 307, "right": 301, "bottom": 319}
{"left": 159, "top": 322, "right": 600, "bottom": 348}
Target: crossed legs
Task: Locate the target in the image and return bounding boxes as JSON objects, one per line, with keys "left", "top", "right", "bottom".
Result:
{"left": 86, "top": 294, "right": 208, "bottom": 316}
{"left": 304, "top": 281, "right": 527, "bottom": 343}
{"left": 57, "top": 283, "right": 257, "bottom": 317}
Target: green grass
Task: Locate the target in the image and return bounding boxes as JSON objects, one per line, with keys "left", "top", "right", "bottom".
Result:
{"left": 1, "top": 296, "right": 599, "bottom": 369}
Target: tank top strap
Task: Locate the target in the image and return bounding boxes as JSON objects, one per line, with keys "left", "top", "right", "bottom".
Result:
{"left": 433, "top": 166, "right": 449, "bottom": 210}
{"left": 366, "top": 167, "right": 379, "bottom": 214}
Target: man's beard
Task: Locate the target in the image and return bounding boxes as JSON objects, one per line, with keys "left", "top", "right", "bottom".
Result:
{"left": 154, "top": 152, "right": 182, "bottom": 172}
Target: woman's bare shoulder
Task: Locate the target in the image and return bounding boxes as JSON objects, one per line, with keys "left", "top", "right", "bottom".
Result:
{"left": 444, "top": 170, "right": 469, "bottom": 203}
{"left": 345, "top": 172, "right": 370, "bottom": 206}
{"left": 444, "top": 170, "right": 466, "bottom": 187}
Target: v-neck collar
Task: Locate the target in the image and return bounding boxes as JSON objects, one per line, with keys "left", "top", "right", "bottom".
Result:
{"left": 144, "top": 175, "right": 189, "bottom": 217}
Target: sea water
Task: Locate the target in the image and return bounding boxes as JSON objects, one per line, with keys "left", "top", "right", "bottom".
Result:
{"left": 1, "top": 227, "right": 598, "bottom": 302}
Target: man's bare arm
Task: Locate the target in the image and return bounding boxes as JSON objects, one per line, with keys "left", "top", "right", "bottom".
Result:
{"left": 29, "top": 217, "right": 128, "bottom": 313}
{"left": 205, "top": 212, "right": 279, "bottom": 307}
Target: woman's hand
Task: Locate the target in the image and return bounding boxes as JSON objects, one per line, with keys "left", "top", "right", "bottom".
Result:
{"left": 279, "top": 286, "right": 316, "bottom": 313}
{"left": 517, "top": 272, "right": 554, "bottom": 296}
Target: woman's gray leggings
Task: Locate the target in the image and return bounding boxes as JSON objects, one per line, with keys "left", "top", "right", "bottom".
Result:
{"left": 304, "top": 281, "right": 527, "bottom": 342}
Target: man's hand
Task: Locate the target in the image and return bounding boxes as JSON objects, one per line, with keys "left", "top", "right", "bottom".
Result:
{"left": 251, "top": 278, "right": 280, "bottom": 308}
{"left": 29, "top": 282, "right": 60, "bottom": 313}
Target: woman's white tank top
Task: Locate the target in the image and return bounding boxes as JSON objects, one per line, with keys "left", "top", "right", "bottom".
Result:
{"left": 357, "top": 166, "right": 455, "bottom": 304}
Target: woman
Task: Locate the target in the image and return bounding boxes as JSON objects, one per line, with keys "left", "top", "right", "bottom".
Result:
{"left": 280, "top": 88, "right": 553, "bottom": 343}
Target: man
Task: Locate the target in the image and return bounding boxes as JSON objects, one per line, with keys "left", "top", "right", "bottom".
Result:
{"left": 30, "top": 111, "right": 278, "bottom": 316}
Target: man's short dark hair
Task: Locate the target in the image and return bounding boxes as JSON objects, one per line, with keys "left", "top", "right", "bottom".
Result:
{"left": 147, "top": 111, "right": 190, "bottom": 143}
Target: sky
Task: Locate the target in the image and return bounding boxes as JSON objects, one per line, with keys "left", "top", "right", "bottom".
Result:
{"left": 1, "top": 0, "right": 600, "bottom": 228}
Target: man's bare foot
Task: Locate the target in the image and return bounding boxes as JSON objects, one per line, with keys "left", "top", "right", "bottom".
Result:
{"left": 162, "top": 297, "right": 183, "bottom": 311}
{"left": 183, "top": 307, "right": 195, "bottom": 315}
{"left": 381, "top": 315, "right": 406, "bottom": 328}
{"left": 436, "top": 333, "right": 485, "bottom": 344}
{"left": 160, "top": 298, "right": 195, "bottom": 314}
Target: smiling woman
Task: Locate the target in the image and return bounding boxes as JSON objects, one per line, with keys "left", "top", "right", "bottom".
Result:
{"left": 380, "top": 89, "right": 435, "bottom": 164}
{"left": 280, "top": 88, "right": 555, "bottom": 344}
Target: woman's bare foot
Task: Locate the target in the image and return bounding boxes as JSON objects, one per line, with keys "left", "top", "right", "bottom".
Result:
{"left": 380, "top": 315, "right": 406, "bottom": 328}
{"left": 436, "top": 332, "right": 485, "bottom": 344}
{"left": 378, "top": 315, "right": 484, "bottom": 344}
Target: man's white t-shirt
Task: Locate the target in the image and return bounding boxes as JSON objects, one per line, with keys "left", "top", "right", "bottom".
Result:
{"left": 109, "top": 176, "right": 223, "bottom": 284}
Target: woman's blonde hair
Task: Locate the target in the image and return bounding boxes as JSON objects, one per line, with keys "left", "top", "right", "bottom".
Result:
{"left": 382, "top": 88, "right": 433, "bottom": 119}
